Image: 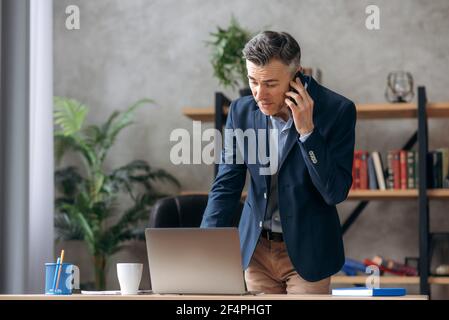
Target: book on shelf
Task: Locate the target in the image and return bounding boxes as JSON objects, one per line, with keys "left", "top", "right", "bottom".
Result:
{"left": 352, "top": 150, "right": 367, "bottom": 189}
{"left": 351, "top": 150, "right": 371, "bottom": 190}
{"left": 400, "top": 150, "right": 407, "bottom": 189}
{"left": 342, "top": 258, "right": 367, "bottom": 275}
{"left": 407, "top": 151, "right": 416, "bottom": 189}
{"left": 351, "top": 148, "right": 449, "bottom": 190}
{"left": 386, "top": 150, "right": 394, "bottom": 189}
{"left": 372, "top": 151, "right": 386, "bottom": 190}
{"left": 332, "top": 287, "right": 406, "bottom": 297}
{"left": 366, "top": 255, "right": 418, "bottom": 276}
{"left": 367, "top": 155, "right": 378, "bottom": 190}
{"left": 427, "top": 148, "right": 449, "bottom": 188}
{"left": 340, "top": 256, "right": 422, "bottom": 277}
{"left": 438, "top": 148, "right": 449, "bottom": 185}
{"left": 341, "top": 265, "right": 358, "bottom": 276}
{"left": 392, "top": 150, "right": 401, "bottom": 189}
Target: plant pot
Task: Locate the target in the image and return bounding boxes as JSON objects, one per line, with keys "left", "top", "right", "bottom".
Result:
{"left": 239, "top": 87, "right": 252, "bottom": 97}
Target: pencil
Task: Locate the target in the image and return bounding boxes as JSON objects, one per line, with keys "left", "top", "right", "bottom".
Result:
{"left": 55, "top": 250, "right": 65, "bottom": 290}
{"left": 51, "top": 257, "right": 61, "bottom": 291}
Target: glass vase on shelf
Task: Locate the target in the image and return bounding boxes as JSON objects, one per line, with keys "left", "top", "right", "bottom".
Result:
{"left": 385, "top": 71, "right": 414, "bottom": 103}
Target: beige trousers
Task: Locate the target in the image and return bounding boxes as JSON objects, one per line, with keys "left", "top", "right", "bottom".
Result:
{"left": 244, "top": 237, "right": 330, "bottom": 294}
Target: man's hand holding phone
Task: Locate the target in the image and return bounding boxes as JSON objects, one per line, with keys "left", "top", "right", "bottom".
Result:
{"left": 284, "top": 76, "right": 315, "bottom": 137}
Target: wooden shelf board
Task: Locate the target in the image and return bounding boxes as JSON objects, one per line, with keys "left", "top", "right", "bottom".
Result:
{"left": 356, "top": 103, "right": 416, "bottom": 119}
{"left": 182, "top": 102, "right": 449, "bottom": 121}
{"left": 427, "top": 189, "right": 449, "bottom": 198}
{"left": 427, "top": 102, "right": 449, "bottom": 118}
{"left": 180, "top": 189, "right": 449, "bottom": 200}
{"left": 347, "top": 102, "right": 449, "bottom": 119}
{"left": 182, "top": 107, "right": 228, "bottom": 122}
{"left": 331, "top": 276, "right": 449, "bottom": 285}
{"left": 348, "top": 189, "right": 449, "bottom": 200}
{"left": 348, "top": 189, "right": 418, "bottom": 200}
{"left": 429, "top": 277, "right": 449, "bottom": 284}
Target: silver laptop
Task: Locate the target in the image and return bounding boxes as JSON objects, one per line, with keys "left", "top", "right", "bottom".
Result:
{"left": 145, "top": 228, "right": 248, "bottom": 295}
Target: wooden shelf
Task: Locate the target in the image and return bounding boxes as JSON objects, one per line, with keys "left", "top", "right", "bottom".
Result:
{"left": 182, "top": 102, "right": 449, "bottom": 122}
{"left": 348, "top": 189, "right": 418, "bottom": 200}
{"left": 430, "top": 277, "right": 449, "bottom": 284}
{"left": 180, "top": 189, "right": 449, "bottom": 200}
{"left": 348, "top": 189, "right": 449, "bottom": 200}
{"left": 357, "top": 102, "right": 449, "bottom": 119}
{"left": 427, "top": 102, "right": 449, "bottom": 117}
{"left": 331, "top": 276, "right": 449, "bottom": 285}
{"left": 356, "top": 103, "right": 417, "bottom": 119}
{"left": 427, "top": 189, "right": 449, "bottom": 198}
{"left": 182, "top": 106, "right": 228, "bottom": 122}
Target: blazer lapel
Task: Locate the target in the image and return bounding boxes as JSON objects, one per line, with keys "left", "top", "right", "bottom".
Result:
{"left": 254, "top": 109, "right": 271, "bottom": 190}
{"left": 278, "top": 125, "right": 299, "bottom": 171}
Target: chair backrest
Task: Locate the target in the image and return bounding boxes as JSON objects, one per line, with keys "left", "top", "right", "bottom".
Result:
{"left": 149, "top": 194, "right": 243, "bottom": 228}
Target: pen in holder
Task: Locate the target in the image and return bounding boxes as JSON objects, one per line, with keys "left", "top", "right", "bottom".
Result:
{"left": 54, "top": 250, "right": 65, "bottom": 290}
{"left": 45, "top": 250, "right": 78, "bottom": 295}
{"left": 51, "top": 257, "right": 61, "bottom": 291}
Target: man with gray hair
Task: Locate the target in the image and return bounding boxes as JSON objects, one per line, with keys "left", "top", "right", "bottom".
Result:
{"left": 201, "top": 31, "right": 356, "bottom": 294}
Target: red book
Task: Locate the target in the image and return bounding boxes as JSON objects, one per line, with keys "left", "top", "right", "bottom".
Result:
{"left": 360, "top": 151, "right": 368, "bottom": 189}
{"left": 371, "top": 255, "right": 418, "bottom": 276}
{"left": 354, "top": 151, "right": 362, "bottom": 189}
{"left": 363, "top": 259, "right": 405, "bottom": 276}
{"left": 364, "top": 257, "right": 418, "bottom": 276}
{"left": 400, "top": 150, "right": 407, "bottom": 189}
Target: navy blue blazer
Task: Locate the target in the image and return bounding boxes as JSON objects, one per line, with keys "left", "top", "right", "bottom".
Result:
{"left": 201, "top": 76, "right": 356, "bottom": 282}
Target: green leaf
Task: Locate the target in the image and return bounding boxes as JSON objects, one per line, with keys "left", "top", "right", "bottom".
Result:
{"left": 110, "top": 99, "right": 153, "bottom": 135}
{"left": 54, "top": 212, "right": 85, "bottom": 241}
{"left": 84, "top": 125, "right": 105, "bottom": 148}
{"left": 54, "top": 97, "right": 88, "bottom": 136}
{"left": 54, "top": 132, "right": 98, "bottom": 168}
{"left": 55, "top": 166, "right": 84, "bottom": 196}
{"left": 76, "top": 211, "right": 95, "bottom": 250}
{"left": 97, "top": 99, "right": 154, "bottom": 163}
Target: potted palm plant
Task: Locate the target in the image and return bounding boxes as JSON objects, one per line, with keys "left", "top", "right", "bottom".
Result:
{"left": 207, "top": 16, "right": 252, "bottom": 96}
{"left": 53, "top": 97, "right": 179, "bottom": 290}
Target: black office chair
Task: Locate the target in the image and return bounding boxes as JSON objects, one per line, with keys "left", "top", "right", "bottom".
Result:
{"left": 149, "top": 194, "right": 243, "bottom": 228}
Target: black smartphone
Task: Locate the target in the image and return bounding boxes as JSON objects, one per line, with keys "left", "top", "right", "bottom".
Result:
{"left": 288, "top": 71, "right": 308, "bottom": 105}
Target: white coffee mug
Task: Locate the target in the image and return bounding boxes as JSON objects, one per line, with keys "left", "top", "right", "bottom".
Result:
{"left": 117, "top": 263, "right": 143, "bottom": 295}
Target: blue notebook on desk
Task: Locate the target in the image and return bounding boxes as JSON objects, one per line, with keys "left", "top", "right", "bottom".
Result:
{"left": 332, "top": 287, "right": 406, "bottom": 296}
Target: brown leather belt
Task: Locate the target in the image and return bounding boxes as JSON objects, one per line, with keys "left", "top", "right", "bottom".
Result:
{"left": 261, "top": 229, "right": 284, "bottom": 242}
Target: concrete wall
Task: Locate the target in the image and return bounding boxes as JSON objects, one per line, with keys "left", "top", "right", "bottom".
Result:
{"left": 53, "top": 0, "right": 449, "bottom": 297}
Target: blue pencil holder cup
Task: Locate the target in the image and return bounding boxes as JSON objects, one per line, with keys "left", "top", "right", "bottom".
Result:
{"left": 45, "top": 263, "right": 76, "bottom": 295}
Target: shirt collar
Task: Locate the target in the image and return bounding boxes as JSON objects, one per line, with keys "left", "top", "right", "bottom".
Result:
{"left": 270, "top": 109, "right": 293, "bottom": 132}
